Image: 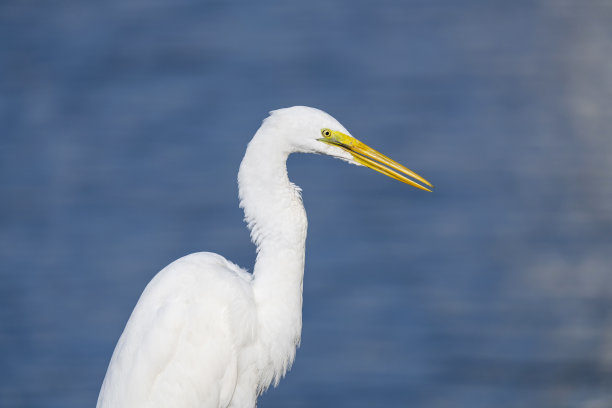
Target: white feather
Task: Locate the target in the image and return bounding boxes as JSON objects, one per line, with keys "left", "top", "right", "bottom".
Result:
{"left": 97, "top": 107, "right": 356, "bottom": 408}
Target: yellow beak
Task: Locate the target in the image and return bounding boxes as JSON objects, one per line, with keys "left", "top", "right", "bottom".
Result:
{"left": 319, "top": 130, "right": 433, "bottom": 192}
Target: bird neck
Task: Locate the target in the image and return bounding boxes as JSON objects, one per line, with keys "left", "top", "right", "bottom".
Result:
{"left": 238, "top": 128, "right": 306, "bottom": 384}
{"left": 238, "top": 133, "right": 308, "bottom": 274}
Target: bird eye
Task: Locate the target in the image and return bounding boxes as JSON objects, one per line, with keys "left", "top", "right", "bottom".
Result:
{"left": 321, "top": 129, "right": 332, "bottom": 138}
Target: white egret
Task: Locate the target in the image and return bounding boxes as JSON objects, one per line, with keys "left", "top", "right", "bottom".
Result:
{"left": 97, "top": 106, "right": 432, "bottom": 408}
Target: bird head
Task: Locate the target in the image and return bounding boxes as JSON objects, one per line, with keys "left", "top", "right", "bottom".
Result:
{"left": 266, "top": 106, "right": 433, "bottom": 192}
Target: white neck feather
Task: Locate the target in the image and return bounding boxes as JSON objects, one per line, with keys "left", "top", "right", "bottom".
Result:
{"left": 238, "top": 123, "right": 307, "bottom": 389}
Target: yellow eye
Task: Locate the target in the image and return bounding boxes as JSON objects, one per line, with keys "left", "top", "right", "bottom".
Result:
{"left": 321, "top": 129, "right": 332, "bottom": 138}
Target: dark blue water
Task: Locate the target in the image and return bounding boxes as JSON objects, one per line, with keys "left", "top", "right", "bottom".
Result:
{"left": 2, "top": 1, "right": 612, "bottom": 407}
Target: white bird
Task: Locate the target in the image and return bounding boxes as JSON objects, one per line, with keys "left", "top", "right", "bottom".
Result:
{"left": 97, "top": 106, "right": 432, "bottom": 408}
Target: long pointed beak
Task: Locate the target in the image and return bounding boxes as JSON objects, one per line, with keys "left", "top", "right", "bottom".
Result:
{"left": 319, "top": 130, "right": 433, "bottom": 192}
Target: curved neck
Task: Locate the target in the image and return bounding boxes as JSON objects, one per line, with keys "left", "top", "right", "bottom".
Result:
{"left": 238, "top": 133, "right": 307, "bottom": 277}
{"left": 237, "top": 127, "right": 307, "bottom": 385}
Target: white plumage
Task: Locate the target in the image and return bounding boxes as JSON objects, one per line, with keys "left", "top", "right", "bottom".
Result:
{"left": 97, "top": 106, "right": 432, "bottom": 408}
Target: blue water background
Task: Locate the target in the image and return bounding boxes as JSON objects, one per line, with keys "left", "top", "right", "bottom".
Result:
{"left": 2, "top": 1, "right": 612, "bottom": 407}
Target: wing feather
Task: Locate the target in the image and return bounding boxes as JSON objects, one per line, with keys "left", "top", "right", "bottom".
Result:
{"left": 97, "top": 253, "right": 255, "bottom": 408}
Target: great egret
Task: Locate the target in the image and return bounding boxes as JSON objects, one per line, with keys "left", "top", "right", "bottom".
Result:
{"left": 97, "top": 106, "right": 432, "bottom": 408}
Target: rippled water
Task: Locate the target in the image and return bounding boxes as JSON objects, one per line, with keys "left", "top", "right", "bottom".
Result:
{"left": 2, "top": 1, "right": 612, "bottom": 407}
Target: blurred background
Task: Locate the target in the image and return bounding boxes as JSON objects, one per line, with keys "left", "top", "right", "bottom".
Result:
{"left": 2, "top": 0, "right": 612, "bottom": 407}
